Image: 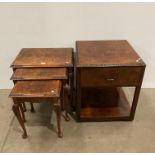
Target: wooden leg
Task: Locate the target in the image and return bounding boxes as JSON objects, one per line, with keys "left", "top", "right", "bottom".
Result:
{"left": 130, "top": 68, "right": 145, "bottom": 120}
{"left": 22, "top": 103, "right": 26, "bottom": 112}
{"left": 30, "top": 103, "right": 35, "bottom": 113}
{"left": 19, "top": 104, "right": 26, "bottom": 122}
{"left": 54, "top": 99, "right": 63, "bottom": 138}
{"left": 61, "top": 83, "right": 65, "bottom": 111}
{"left": 63, "top": 84, "right": 70, "bottom": 121}
{"left": 130, "top": 86, "right": 141, "bottom": 120}
{"left": 12, "top": 103, "right": 28, "bottom": 139}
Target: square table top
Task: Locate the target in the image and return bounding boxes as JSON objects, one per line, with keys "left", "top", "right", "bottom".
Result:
{"left": 9, "top": 80, "right": 61, "bottom": 98}
{"left": 76, "top": 40, "right": 145, "bottom": 67}
{"left": 11, "top": 48, "right": 73, "bottom": 68}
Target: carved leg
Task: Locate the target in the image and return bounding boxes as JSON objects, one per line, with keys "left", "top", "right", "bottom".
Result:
{"left": 30, "top": 103, "right": 35, "bottom": 113}
{"left": 63, "top": 84, "right": 70, "bottom": 121}
{"left": 54, "top": 99, "right": 63, "bottom": 138}
{"left": 19, "top": 104, "right": 26, "bottom": 122}
{"left": 22, "top": 103, "right": 26, "bottom": 112}
{"left": 12, "top": 103, "right": 28, "bottom": 139}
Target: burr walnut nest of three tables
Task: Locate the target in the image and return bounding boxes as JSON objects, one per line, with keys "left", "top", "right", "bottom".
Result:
{"left": 9, "top": 48, "right": 73, "bottom": 138}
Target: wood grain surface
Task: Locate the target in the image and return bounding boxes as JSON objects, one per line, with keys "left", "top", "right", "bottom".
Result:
{"left": 11, "top": 68, "right": 67, "bottom": 80}
{"left": 11, "top": 48, "right": 73, "bottom": 68}
{"left": 76, "top": 40, "right": 145, "bottom": 67}
{"left": 9, "top": 80, "right": 61, "bottom": 98}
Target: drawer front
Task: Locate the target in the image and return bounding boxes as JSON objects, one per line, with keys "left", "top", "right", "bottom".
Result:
{"left": 80, "top": 67, "right": 143, "bottom": 87}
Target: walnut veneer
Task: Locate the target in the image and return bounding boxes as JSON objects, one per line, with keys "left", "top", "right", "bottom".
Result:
{"left": 9, "top": 80, "right": 63, "bottom": 138}
{"left": 10, "top": 48, "right": 73, "bottom": 138}
{"left": 75, "top": 40, "right": 146, "bottom": 121}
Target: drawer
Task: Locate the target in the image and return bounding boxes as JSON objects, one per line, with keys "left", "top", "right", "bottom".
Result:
{"left": 80, "top": 67, "right": 143, "bottom": 87}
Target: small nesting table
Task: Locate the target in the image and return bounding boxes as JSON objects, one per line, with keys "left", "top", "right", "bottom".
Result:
{"left": 9, "top": 80, "right": 63, "bottom": 138}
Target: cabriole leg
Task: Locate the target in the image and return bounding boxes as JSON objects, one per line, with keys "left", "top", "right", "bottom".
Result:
{"left": 19, "top": 103, "right": 26, "bottom": 122}
{"left": 22, "top": 103, "right": 26, "bottom": 112}
{"left": 12, "top": 101, "right": 28, "bottom": 139}
{"left": 54, "top": 99, "right": 63, "bottom": 138}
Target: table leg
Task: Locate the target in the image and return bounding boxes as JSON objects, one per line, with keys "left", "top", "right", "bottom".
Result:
{"left": 63, "top": 84, "right": 70, "bottom": 121}
{"left": 12, "top": 103, "right": 28, "bottom": 139}
{"left": 19, "top": 104, "right": 26, "bottom": 122}
{"left": 61, "top": 84, "right": 65, "bottom": 111}
{"left": 54, "top": 99, "right": 63, "bottom": 138}
{"left": 22, "top": 103, "right": 26, "bottom": 112}
{"left": 30, "top": 103, "right": 35, "bottom": 113}
{"left": 130, "top": 86, "right": 141, "bottom": 120}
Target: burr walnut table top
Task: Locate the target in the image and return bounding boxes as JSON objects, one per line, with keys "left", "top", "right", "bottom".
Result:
{"left": 11, "top": 68, "right": 67, "bottom": 80}
{"left": 76, "top": 40, "right": 145, "bottom": 67}
{"left": 11, "top": 48, "right": 73, "bottom": 68}
{"left": 9, "top": 80, "right": 61, "bottom": 98}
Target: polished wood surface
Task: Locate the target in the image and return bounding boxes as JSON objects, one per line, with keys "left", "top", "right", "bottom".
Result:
{"left": 10, "top": 79, "right": 63, "bottom": 138}
{"left": 11, "top": 48, "right": 73, "bottom": 68}
{"left": 10, "top": 48, "right": 73, "bottom": 138}
{"left": 75, "top": 40, "right": 146, "bottom": 122}
{"left": 10, "top": 48, "right": 73, "bottom": 118}
{"left": 10, "top": 80, "right": 61, "bottom": 98}
{"left": 80, "top": 66, "right": 143, "bottom": 87}
{"left": 80, "top": 88, "right": 131, "bottom": 121}
{"left": 76, "top": 40, "right": 145, "bottom": 67}
{"left": 11, "top": 68, "right": 67, "bottom": 80}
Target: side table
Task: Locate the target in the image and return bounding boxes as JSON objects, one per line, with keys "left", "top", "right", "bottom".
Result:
{"left": 75, "top": 40, "right": 146, "bottom": 121}
{"left": 9, "top": 80, "right": 63, "bottom": 138}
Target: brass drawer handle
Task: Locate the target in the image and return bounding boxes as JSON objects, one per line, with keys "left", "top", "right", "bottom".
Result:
{"left": 106, "top": 77, "right": 117, "bottom": 81}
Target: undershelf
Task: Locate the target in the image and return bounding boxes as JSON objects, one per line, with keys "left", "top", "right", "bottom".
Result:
{"left": 79, "top": 87, "right": 131, "bottom": 121}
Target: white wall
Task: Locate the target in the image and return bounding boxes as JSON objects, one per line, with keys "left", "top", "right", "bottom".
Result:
{"left": 0, "top": 3, "right": 155, "bottom": 89}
